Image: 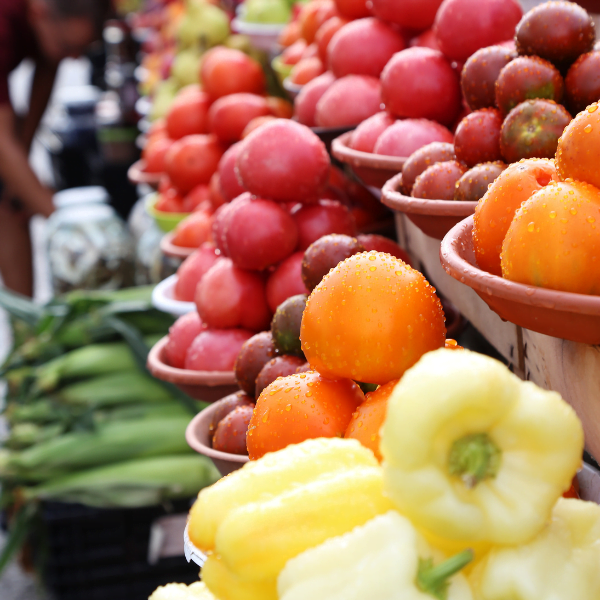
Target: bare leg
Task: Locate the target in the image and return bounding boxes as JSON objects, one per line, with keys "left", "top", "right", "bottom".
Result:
{"left": 0, "top": 201, "right": 33, "bottom": 297}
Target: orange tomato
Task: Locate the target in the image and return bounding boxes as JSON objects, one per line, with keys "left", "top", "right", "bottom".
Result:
{"left": 344, "top": 379, "right": 398, "bottom": 461}
{"left": 171, "top": 208, "right": 214, "bottom": 248}
{"left": 473, "top": 158, "right": 558, "bottom": 276}
{"left": 299, "top": 0, "right": 339, "bottom": 45}
{"left": 278, "top": 21, "right": 301, "bottom": 47}
{"left": 300, "top": 252, "right": 446, "bottom": 384}
{"left": 502, "top": 179, "right": 600, "bottom": 294}
{"left": 290, "top": 57, "right": 325, "bottom": 85}
{"left": 266, "top": 97, "right": 294, "bottom": 119}
{"left": 241, "top": 115, "right": 278, "bottom": 139}
{"left": 556, "top": 101, "right": 600, "bottom": 190}
{"left": 246, "top": 371, "right": 364, "bottom": 460}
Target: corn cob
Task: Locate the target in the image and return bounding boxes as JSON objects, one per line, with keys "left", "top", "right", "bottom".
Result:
{"left": 4, "top": 423, "right": 65, "bottom": 450}
{"left": 21, "top": 454, "right": 220, "bottom": 508}
{"left": 54, "top": 371, "right": 174, "bottom": 407}
{"left": 32, "top": 335, "right": 162, "bottom": 394}
{"left": 0, "top": 416, "right": 193, "bottom": 481}
{"left": 4, "top": 399, "right": 69, "bottom": 425}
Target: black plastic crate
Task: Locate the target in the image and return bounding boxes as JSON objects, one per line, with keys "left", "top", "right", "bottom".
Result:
{"left": 32, "top": 500, "right": 198, "bottom": 600}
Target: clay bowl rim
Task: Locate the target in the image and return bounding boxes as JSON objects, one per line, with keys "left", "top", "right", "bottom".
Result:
{"left": 331, "top": 131, "right": 408, "bottom": 171}
{"left": 185, "top": 400, "right": 250, "bottom": 465}
{"left": 440, "top": 215, "right": 600, "bottom": 316}
{"left": 128, "top": 159, "right": 163, "bottom": 186}
{"left": 382, "top": 173, "right": 478, "bottom": 217}
{"left": 160, "top": 232, "right": 195, "bottom": 260}
{"left": 147, "top": 336, "right": 237, "bottom": 387}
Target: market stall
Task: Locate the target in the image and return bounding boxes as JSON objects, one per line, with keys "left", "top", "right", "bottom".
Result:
{"left": 2, "top": 0, "right": 600, "bottom": 598}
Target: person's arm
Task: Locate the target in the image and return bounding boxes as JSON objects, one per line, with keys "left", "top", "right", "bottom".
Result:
{"left": 0, "top": 104, "right": 54, "bottom": 217}
{"left": 20, "top": 58, "right": 58, "bottom": 152}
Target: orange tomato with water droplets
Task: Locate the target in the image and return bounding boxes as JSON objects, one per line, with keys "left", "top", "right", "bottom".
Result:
{"left": 344, "top": 379, "right": 398, "bottom": 461}
{"left": 247, "top": 371, "right": 364, "bottom": 460}
{"left": 556, "top": 102, "right": 600, "bottom": 191}
{"left": 501, "top": 179, "right": 600, "bottom": 294}
{"left": 300, "top": 252, "right": 446, "bottom": 384}
{"left": 473, "top": 158, "right": 558, "bottom": 276}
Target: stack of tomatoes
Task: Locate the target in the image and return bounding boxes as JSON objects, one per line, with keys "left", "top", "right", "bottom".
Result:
{"left": 142, "top": 46, "right": 293, "bottom": 215}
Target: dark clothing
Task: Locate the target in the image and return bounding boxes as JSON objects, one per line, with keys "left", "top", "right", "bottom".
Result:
{"left": 0, "top": 0, "right": 39, "bottom": 106}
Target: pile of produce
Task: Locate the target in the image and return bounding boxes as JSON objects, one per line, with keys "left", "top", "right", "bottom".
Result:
{"left": 180, "top": 348, "right": 594, "bottom": 600}
{"left": 0, "top": 287, "right": 219, "bottom": 573}
{"left": 157, "top": 119, "right": 400, "bottom": 378}
{"left": 397, "top": 0, "right": 599, "bottom": 203}
{"left": 280, "top": 0, "right": 523, "bottom": 133}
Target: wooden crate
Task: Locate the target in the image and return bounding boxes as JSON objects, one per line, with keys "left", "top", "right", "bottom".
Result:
{"left": 395, "top": 213, "right": 600, "bottom": 460}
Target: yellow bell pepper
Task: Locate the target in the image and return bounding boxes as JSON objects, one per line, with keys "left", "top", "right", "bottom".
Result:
{"left": 381, "top": 349, "right": 584, "bottom": 547}
{"left": 188, "top": 437, "right": 378, "bottom": 550}
{"left": 215, "top": 465, "right": 395, "bottom": 582}
{"left": 470, "top": 498, "right": 600, "bottom": 599}
{"left": 201, "top": 554, "right": 278, "bottom": 600}
{"left": 278, "top": 511, "right": 474, "bottom": 600}
{"left": 149, "top": 582, "right": 216, "bottom": 600}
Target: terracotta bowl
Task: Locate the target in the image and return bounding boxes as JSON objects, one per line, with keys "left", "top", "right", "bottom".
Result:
{"left": 160, "top": 231, "right": 194, "bottom": 261}
{"left": 147, "top": 336, "right": 239, "bottom": 403}
{"left": 128, "top": 159, "right": 162, "bottom": 188}
{"left": 331, "top": 131, "right": 406, "bottom": 189}
{"left": 185, "top": 399, "right": 249, "bottom": 476}
{"left": 440, "top": 216, "right": 600, "bottom": 344}
{"left": 382, "top": 173, "right": 477, "bottom": 240}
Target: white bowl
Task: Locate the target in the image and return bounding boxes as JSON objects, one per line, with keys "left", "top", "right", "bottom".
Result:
{"left": 232, "top": 17, "right": 286, "bottom": 52}
{"left": 152, "top": 274, "right": 195, "bottom": 317}
{"left": 184, "top": 523, "right": 207, "bottom": 567}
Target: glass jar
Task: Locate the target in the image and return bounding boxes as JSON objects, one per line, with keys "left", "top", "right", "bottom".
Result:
{"left": 46, "top": 192, "right": 135, "bottom": 294}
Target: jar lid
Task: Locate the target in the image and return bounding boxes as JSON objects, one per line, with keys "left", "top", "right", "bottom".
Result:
{"left": 53, "top": 187, "right": 110, "bottom": 209}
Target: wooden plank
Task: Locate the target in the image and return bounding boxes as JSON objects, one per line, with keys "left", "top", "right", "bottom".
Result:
{"left": 522, "top": 329, "right": 600, "bottom": 460}
{"left": 395, "top": 215, "right": 522, "bottom": 371}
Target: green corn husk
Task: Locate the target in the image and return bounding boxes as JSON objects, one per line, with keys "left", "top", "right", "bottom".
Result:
{"left": 31, "top": 335, "right": 163, "bottom": 394}
{"left": 54, "top": 371, "right": 174, "bottom": 407}
{"left": 0, "top": 417, "right": 194, "bottom": 481}
{"left": 93, "top": 401, "right": 199, "bottom": 425}
{"left": 4, "top": 400, "right": 70, "bottom": 425}
{"left": 21, "top": 454, "right": 220, "bottom": 508}
{"left": 4, "top": 423, "right": 66, "bottom": 450}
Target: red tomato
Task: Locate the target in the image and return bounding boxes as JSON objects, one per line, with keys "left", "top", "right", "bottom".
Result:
{"left": 266, "top": 97, "right": 294, "bottom": 119}
{"left": 265, "top": 251, "right": 309, "bottom": 313}
{"left": 293, "top": 199, "right": 356, "bottom": 250}
{"left": 281, "top": 39, "right": 307, "bottom": 66}
{"left": 164, "top": 312, "right": 206, "bottom": 369}
{"left": 209, "top": 173, "right": 227, "bottom": 210}
{"left": 290, "top": 57, "right": 325, "bottom": 85}
{"left": 328, "top": 18, "right": 406, "bottom": 79}
{"left": 183, "top": 184, "right": 211, "bottom": 213}
{"left": 174, "top": 243, "right": 220, "bottom": 302}
{"left": 165, "top": 89, "right": 211, "bottom": 140}
{"left": 350, "top": 112, "right": 395, "bottom": 153}
{"left": 171, "top": 208, "right": 214, "bottom": 248}
{"left": 315, "top": 16, "right": 349, "bottom": 63}
{"left": 374, "top": 119, "right": 454, "bottom": 158}
{"left": 381, "top": 47, "right": 461, "bottom": 125}
{"left": 225, "top": 198, "right": 299, "bottom": 271}
{"left": 278, "top": 21, "right": 301, "bottom": 47}
{"left": 143, "top": 137, "right": 173, "bottom": 173}
{"left": 236, "top": 120, "right": 330, "bottom": 204}
{"left": 241, "top": 115, "right": 278, "bottom": 139}
{"left": 217, "top": 143, "right": 246, "bottom": 202}
{"left": 211, "top": 193, "right": 252, "bottom": 256}
{"left": 372, "top": 0, "right": 442, "bottom": 31}
{"left": 433, "top": 0, "right": 522, "bottom": 62}
{"left": 165, "top": 134, "right": 225, "bottom": 194}
{"left": 155, "top": 188, "right": 185, "bottom": 213}
{"left": 208, "top": 93, "right": 271, "bottom": 143}
{"left": 315, "top": 75, "right": 381, "bottom": 128}
{"left": 332, "top": 0, "right": 369, "bottom": 20}
{"left": 247, "top": 371, "right": 365, "bottom": 460}
{"left": 185, "top": 329, "right": 255, "bottom": 372}
{"left": 200, "top": 47, "right": 266, "bottom": 99}
{"left": 294, "top": 72, "right": 335, "bottom": 127}
{"left": 195, "top": 258, "right": 272, "bottom": 331}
